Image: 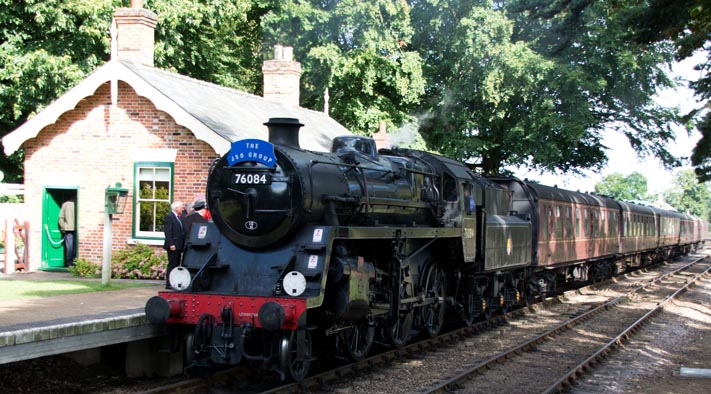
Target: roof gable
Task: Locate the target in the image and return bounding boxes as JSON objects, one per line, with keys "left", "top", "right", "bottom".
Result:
{"left": 3, "top": 60, "right": 351, "bottom": 156}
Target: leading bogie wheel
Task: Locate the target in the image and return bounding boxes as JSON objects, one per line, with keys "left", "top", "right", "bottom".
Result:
{"left": 184, "top": 331, "right": 195, "bottom": 366}
{"left": 280, "top": 330, "right": 313, "bottom": 382}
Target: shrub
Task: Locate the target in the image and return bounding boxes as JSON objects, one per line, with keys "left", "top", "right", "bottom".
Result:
{"left": 68, "top": 257, "right": 102, "bottom": 278}
{"left": 111, "top": 243, "right": 167, "bottom": 280}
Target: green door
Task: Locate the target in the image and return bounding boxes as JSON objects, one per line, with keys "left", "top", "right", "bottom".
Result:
{"left": 42, "top": 188, "right": 77, "bottom": 270}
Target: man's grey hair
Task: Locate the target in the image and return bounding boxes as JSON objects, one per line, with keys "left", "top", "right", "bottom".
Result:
{"left": 171, "top": 201, "right": 184, "bottom": 211}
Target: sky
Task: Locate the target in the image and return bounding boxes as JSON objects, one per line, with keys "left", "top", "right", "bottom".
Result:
{"left": 512, "top": 52, "right": 707, "bottom": 197}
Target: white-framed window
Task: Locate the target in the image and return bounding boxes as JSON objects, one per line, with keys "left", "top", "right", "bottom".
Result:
{"left": 134, "top": 163, "right": 173, "bottom": 239}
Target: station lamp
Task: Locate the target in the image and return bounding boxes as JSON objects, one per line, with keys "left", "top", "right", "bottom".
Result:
{"left": 105, "top": 182, "right": 129, "bottom": 215}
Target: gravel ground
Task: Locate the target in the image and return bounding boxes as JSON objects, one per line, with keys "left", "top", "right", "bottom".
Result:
{"left": 323, "top": 258, "right": 711, "bottom": 394}
{"left": 570, "top": 271, "right": 711, "bottom": 394}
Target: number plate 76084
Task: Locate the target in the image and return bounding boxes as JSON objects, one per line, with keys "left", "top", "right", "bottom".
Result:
{"left": 234, "top": 173, "right": 271, "bottom": 185}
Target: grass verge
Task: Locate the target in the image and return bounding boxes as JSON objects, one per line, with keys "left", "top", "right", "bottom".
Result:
{"left": 0, "top": 279, "right": 156, "bottom": 301}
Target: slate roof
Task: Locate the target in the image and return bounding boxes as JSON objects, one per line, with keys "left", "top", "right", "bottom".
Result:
{"left": 3, "top": 59, "right": 351, "bottom": 155}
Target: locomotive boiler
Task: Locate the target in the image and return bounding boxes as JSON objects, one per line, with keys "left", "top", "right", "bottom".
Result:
{"left": 145, "top": 117, "right": 706, "bottom": 381}
{"left": 145, "top": 118, "right": 486, "bottom": 380}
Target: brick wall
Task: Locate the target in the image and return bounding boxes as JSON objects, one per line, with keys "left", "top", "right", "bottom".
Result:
{"left": 22, "top": 82, "right": 220, "bottom": 268}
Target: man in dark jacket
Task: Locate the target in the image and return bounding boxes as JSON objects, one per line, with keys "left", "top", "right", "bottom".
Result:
{"left": 182, "top": 200, "right": 208, "bottom": 241}
{"left": 163, "top": 201, "right": 185, "bottom": 288}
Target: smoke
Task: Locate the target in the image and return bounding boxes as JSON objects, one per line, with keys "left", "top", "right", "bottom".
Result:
{"left": 389, "top": 121, "right": 428, "bottom": 150}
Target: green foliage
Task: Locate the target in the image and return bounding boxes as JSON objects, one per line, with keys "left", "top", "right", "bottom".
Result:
{"left": 418, "top": 0, "right": 680, "bottom": 174}
{"left": 0, "top": 0, "right": 113, "bottom": 182}
{"left": 692, "top": 113, "right": 711, "bottom": 182}
{"left": 150, "top": 0, "right": 262, "bottom": 92}
{"left": 663, "top": 169, "right": 711, "bottom": 221}
{"left": 262, "top": 0, "right": 425, "bottom": 134}
{"left": 111, "top": 243, "right": 167, "bottom": 279}
{"left": 594, "top": 172, "right": 648, "bottom": 201}
{"left": 68, "top": 257, "right": 102, "bottom": 278}
{"left": 0, "top": 195, "right": 23, "bottom": 203}
{"left": 413, "top": 2, "right": 593, "bottom": 173}
{"left": 620, "top": 1, "right": 711, "bottom": 182}
{"left": 69, "top": 244, "right": 167, "bottom": 279}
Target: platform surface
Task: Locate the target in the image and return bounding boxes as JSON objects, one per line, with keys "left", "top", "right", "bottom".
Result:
{"left": 0, "top": 271, "right": 164, "bottom": 364}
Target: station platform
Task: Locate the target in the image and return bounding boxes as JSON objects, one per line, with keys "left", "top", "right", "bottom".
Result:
{"left": 0, "top": 271, "right": 166, "bottom": 366}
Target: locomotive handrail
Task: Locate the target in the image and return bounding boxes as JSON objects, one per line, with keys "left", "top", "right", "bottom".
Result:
{"left": 311, "top": 158, "right": 437, "bottom": 177}
{"left": 310, "top": 159, "right": 372, "bottom": 217}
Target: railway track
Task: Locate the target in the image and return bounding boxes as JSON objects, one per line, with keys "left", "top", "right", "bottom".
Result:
{"left": 424, "top": 254, "right": 711, "bottom": 394}
{"left": 139, "top": 252, "right": 710, "bottom": 394}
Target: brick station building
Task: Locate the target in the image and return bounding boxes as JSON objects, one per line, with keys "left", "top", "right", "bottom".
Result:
{"left": 1, "top": 3, "right": 350, "bottom": 272}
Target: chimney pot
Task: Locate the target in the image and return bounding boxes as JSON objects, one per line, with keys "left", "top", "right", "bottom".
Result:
{"left": 282, "top": 47, "right": 293, "bottom": 61}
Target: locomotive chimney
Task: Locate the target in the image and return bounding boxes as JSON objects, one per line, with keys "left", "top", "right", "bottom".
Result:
{"left": 264, "top": 118, "right": 304, "bottom": 149}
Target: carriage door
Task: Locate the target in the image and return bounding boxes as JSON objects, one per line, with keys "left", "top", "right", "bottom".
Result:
{"left": 462, "top": 182, "right": 477, "bottom": 262}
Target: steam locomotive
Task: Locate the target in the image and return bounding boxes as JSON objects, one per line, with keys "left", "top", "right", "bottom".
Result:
{"left": 145, "top": 118, "right": 707, "bottom": 381}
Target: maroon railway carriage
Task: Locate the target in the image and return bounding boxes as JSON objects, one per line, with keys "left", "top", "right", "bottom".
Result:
{"left": 525, "top": 183, "right": 620, "bottom": 268}
{"left": 617, "top": 201, "right": 660, "bottom": 266}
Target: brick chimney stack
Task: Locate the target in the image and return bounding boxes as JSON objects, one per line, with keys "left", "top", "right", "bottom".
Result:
{"left": 262, "top": 45, "right": 302, "bottom": 107}
{"left": 373, "top": 121, "right": 392, "bottom": 150}
{"left": 112, "top": 0, "right": 158, "bottom": 67}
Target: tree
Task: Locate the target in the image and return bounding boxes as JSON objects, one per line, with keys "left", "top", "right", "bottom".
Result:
{"left": 507, "top": 1, "right": 682, "bottom": 170}
{"left": 594, "top": 172, "right": 648, "bottom": 201}
{"left": 261, "top": 0, "right": 425, "bottom": 134}
{"left": 412, "top": 2, "right": 592, "bottom": 173}
{"left": 0, "top": 0, "right": 261, "bottom": 182}
{"left": 0, "top": 0, "right": 114, "bottom": 182}
{"left": 620, "top": 0, "right": 711, "bottom": 182}
{"left": 409, "top": 0, "right": 681, "bottom": 174}
{"left": 663, "top": 169, "right": 711, "bottom": 220}
{"left": 150, "top": 0, "right": 262, "bottom": 92}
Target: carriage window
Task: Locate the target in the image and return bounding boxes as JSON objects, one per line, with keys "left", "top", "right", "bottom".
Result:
{"left": 541, "top": 205, "right": 549, "bottom": 240}
{"left": 584, "top": 208, "right": 590, "bottom": 237}
{"left": 601, "top": 210, "right": 606, "bottom": 235}
{"left": 565, "top": 207, "right": 573, "bottom": 239}
{"left": 555, "top": 206, "right": 563, "bottom": 239}
{"left": 635, "top": 215, "right": 640, "bottom": 236}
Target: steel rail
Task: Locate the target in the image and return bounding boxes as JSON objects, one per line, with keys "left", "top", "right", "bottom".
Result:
{"left": 422, "top": 255, "right": 709, "bottom": 394}
{"left": 541, "top": 261, "right": 711, "bottom": 394}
